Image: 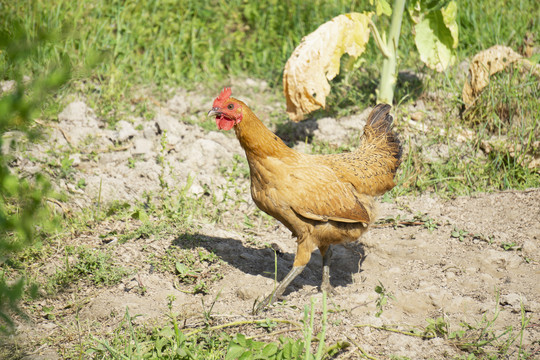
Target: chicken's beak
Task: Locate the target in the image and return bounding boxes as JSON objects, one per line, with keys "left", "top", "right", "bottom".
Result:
{"left": 207, "top": 108, "right": 221, "bottom": 117}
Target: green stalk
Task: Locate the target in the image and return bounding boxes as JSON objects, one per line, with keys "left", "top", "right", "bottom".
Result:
{"left": 377, "top": 0, "right": 406, "bottom": 105}
{"left": 315, "top": 292, "right": 327, "bottom": 359}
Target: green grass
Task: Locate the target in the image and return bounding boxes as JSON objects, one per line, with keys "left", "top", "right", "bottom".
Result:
{"left": 87, "top": 292, "right": 346, "bottom": 360}
{"left": 146, "top": 237, "right": 223, "bottom": 295}
{"left": 87, "top": 307, "right": 231, "bottom": 359}
{"left": 47, "top": 245, "right": 131, "bottom": 293}
{"left": 1, "top": 0, "right": 539, "bottom": 357}
{"left": 1, "top": 0, "right": 372, "bottom": 120}
{"left": 356, "top": 292, "right": 535, "bottom": 359}
{"left": 2, "top": 0, "right": 537, "bottom": 105}
{"left": 2, "top": 0, "right": 538, "bottom": 196}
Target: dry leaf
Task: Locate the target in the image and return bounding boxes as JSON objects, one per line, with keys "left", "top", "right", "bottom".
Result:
{"left": 283, "top": 12, "right": 372, "bottom": 121}
{"left": 462, "top": 45, "right": 540, "bottom": 107}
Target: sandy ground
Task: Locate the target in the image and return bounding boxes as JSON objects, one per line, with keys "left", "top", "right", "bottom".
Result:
{"left": 4, "top": 84, "right": 539, "bottom": 359}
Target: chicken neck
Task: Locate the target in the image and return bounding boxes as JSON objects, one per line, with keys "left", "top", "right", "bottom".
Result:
{"left": 233, "top": 110, "right": 297, "bottom": 160}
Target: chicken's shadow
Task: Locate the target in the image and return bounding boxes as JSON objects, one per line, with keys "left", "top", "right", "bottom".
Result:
{"left": 172, "top": 232, "right": 366, "bottom": 294}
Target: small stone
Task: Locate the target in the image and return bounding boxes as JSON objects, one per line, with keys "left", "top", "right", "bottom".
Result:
{"left": 410, "top": 111, "right": 424, "bottom": 121}
{"left": 168, "top": 93, "right": 190, "bottom": 115}
{"left": 155, "top": 113, "right": 177, "bottom": 134}
{"left": 500, "top": 293, "right": 529, "bottom": 312}
{"left": 132, "top": 138, "right": 154, "bottom": 155}
{"left": 1, "top": 80, "right": 16, "bottom": 93}
{"left": 188, "top": 182, "right": 205, "bottom": 196}
{"left": 58, "top": 101, "right": 95, "bottom": 126}
{"left": 236, "top": 287, "right": 253, "bottom": 300}
{"left": 143, "top": 122, "right": 158, "bottom": 139}
{"left": 521, "top": 240, "right": 538, "bottom": 258}
{"left": 115, "top": 120, "right": 138, "bottom": 142}
{"left": 314, "top": 117, "right": 348, "bottom": 143}
{"left": 69, "top": 153, "right": 81, "bottom": 167}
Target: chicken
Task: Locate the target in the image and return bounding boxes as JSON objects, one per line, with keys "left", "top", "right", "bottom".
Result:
{"left": 208, "top": 87, "right": 402, "bottom": 313}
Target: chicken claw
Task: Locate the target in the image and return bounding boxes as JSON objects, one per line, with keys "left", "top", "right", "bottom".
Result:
{"left": 253, "top": 265, "right": 306, "bottom": 314}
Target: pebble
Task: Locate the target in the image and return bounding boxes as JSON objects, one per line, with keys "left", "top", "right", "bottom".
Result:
{"left": 500, "top": 293, "right": 529, "bottom": 312}
{"left": 115, "top": 120, "right": 138, "bottom": 142}
{"left": 132, "top": 138, "right": 154, "bottom": 155}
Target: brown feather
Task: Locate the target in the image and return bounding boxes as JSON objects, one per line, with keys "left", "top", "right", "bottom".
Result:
{"left": 228, "top": 98, "right": 401, "bottom": 238}
{"left": 212, "top": 94, "right": 402, "bottom": 310}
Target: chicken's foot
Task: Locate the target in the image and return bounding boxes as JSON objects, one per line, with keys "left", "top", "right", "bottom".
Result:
{"left": 253, "top": 265, "right": 306, "bottom": 314}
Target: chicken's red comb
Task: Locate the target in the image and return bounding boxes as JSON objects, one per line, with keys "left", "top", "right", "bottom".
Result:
{"left": 214, "top": 87, "right": 232, "bottom": 106}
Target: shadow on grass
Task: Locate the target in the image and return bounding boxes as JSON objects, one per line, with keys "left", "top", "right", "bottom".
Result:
{"left": 171, "top": 232, "right": 367, "bottom": 295}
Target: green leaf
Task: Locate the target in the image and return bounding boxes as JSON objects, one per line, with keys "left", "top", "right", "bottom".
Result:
{"left": 238, "top": 350, "right": 253, "bottom": 360}
{"left": 375, "top": 0, "right": 392, "bottom": 17}
{"left": 175, "top": 262, "right": 189, "bottom": 276}
{"left": 292, "top": 340, "right": 304, "bottom": 357}
{"left": 413, "top": 8, "right": 456, "bottom": 72}
{"left": 225, "top": 343, "right": 247, "bottom": 360}
{"left": 282, "top": 341, "right": 292, "bottom": 359}
{"left": 2, "top": 174, "right": 19, "bottom": 195}
{"left": 441, "top": 1, "right": 458, "bottom": 48}
{"left": 176, "top": 347, "right": 188, "bottom": 357}
{"left": 131, "top": 208, "right": 148, "bottom": 221}
{"left": 262, "top": 343, "right": 278, "bottom": 357}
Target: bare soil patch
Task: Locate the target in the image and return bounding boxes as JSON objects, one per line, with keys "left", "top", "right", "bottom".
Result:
{"left": 4, "top": 84, "right": 539, "bottom": 359}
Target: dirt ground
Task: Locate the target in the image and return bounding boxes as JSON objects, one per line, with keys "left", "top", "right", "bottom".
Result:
{"left": 5, "top": 83, "right": 540, "bottom": 359}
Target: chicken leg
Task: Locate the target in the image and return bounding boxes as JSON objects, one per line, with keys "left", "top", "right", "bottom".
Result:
{"left": 253, "top": 238, "right": 316, "bottom": 314}
{"left": 320, "top": 245, "right": 334, "bottom": 294}
{"left": 253, "top": 264, "right": 306, "bottom": 314}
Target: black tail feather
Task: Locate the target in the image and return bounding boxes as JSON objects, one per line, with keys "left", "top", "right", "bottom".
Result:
{"left": 366, "top": 103, "right": 393, "bottom": 131}
{"left": 366, "top": 104, "right": 402, "bottom": 163}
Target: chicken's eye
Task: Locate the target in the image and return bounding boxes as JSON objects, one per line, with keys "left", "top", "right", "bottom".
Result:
{"left": 227, "top": 103, "right": 234, "bottom": 110}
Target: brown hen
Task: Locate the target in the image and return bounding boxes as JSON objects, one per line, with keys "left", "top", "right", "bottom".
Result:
{"left": 208, "top": 87, "right": 402, "bottom": 313}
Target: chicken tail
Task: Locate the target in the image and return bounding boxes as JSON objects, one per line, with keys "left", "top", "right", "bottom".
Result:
{"left": 364, "top": 104, "right": 402, "bottom": 166}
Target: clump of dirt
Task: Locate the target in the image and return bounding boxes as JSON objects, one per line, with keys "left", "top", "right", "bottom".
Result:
{"left": 3, "top": 79, "right": 539, "bottom": 359}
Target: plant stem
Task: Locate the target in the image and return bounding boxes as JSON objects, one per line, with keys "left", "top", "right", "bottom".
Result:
{"left": 368, "top": 20, "right": 390, "bottom": 59}
{"left": 377, "top": 0, "right": 406, "bottom": 105}
{"left": 315, "top": 291, "right": 327, "bottom": 359}
{"left": 184, "top": 318, "right": 302, "bottom": 337}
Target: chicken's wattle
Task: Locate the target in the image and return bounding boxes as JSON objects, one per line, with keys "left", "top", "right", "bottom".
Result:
{"left": 216, "top": 115, "right": 235, "bottom": 131}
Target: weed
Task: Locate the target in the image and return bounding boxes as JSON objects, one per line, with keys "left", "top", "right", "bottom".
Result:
{"left": 59, "top": 155, "right": 75, "bottom": 180}
{"left": 89, "top": 306, "right": 230, "bottom": 359}
{"left": 374, "top": 281, "right": 395, "bottom": 318}
{"left": 451, "top": 227, "right": 469, "bottom": 242}
{"left": 146, "top": 242, "right": 223, "bottom": 295}
{"left": 226, "top": 292, "right": 346, "bottom": 360}
{"left": 357, "top": 292, "right": 536, "bottom": 359}
{"left": 93, "top": 178, "right": 103, "bottom": 222}
{"left": 257, "top": 319, "right": 278, "bottom": 333}
{"left": 202, "top": 290, "right": 221, "bottom": 325}
{"left": 47, "top": 246, "right": 130, "bottom": 293}
{"left": 417, "top": 213, "right": 439, "bottom": 232}
{"left": 157, "top": 130, "right": 170, "bottom": 200}
{"left": 424, "top": 316, "right": 450, "bottom": 338}
{"left": 76, "top": 178, "right": 86, "bottom": 189}
{"left": 127, "top": 157, "right": 137, "bottom": 169}
{"left": 310, "top": 140, "right": 354, "bottom": 155}
{"left": 501, "top": 242, "right": 521, "bottom": 251}
{"left": 432, "top": 293, "right": 535, "bottom": 358}
{"left": 449, "top": 295, "right": 530, "bottom": 358}
{"left": 376, "top": 212, "right": 441, "bottom": 231}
